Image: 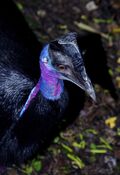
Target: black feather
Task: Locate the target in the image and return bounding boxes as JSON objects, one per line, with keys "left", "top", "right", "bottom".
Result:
{"left": 0, "top": 0, "right": 117, "bottom": 165}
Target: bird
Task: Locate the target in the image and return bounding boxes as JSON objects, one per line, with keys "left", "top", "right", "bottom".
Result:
{"left": 0, "top": 0, "right": 117, "bottom": 166}
{"left": 0, "top": 0, "right": 96, "bottom": 165}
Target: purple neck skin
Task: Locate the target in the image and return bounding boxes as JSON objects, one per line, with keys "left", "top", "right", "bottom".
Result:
{"left": 39, "top": 62, "right": 64, "bottom": 100}
{"left": 19, "top": 59, "right": 64, "bottom": 117}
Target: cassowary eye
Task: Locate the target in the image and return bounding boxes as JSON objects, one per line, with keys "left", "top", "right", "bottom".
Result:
{"left": 57, "top": 64, "right": 66, "bottom": 71}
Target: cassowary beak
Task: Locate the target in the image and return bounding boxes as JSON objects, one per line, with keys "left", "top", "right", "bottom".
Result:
{"left": 61, "top": 66, "right": 96, "bottom": 102}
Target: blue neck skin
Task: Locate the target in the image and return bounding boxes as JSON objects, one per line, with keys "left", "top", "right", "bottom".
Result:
{"left": 39, "top": 61, "right": 64, "bottom": 100}
{"left": 19, "top": 44, "right": 64, "bottom": 117}
{"left": 20, "top": 61, "right": 64, "bottom": 117}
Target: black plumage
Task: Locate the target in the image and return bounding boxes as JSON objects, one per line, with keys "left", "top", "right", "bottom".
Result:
{"left": 0, "top": 0, "right": 117, "bottom": 165}
{"left": 0, "top": 0, "right": 86, "bottom": 165}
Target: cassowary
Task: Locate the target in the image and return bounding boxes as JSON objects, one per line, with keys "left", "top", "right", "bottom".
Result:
{"left": 0, "top": 0, "right": 95, "bottom": 165}
{"left": 0, "top": 0, "right": 116, "bottom": 165}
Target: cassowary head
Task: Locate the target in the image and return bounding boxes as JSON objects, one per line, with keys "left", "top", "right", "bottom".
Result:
{"left": 40, "top": 32, "right": 96, "bottom": 101}
{"left": 20, "top": 32, "right": 96, "bottom": 117}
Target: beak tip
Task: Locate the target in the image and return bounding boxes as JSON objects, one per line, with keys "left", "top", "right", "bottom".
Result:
{"left": 90, "top": 92, "right": 97, "bottom": 102}
{"left": 86, "top": 84, "right": 96, "bottom": 102}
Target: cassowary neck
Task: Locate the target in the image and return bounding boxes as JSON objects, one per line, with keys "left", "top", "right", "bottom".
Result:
{"left": 39, "top": 62, "right": 64, "bottom": 100}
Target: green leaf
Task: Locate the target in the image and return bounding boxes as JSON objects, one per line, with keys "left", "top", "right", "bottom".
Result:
{"left": 73, "top": 141, "right": 86, "bottom": 149}
{"left": 108, "top": 69, "right": 114, "bottom": 76}
{"left": 117, "top": 128, "right": 120, "bottom": 136}
{"left": 61, "top": 143, "right": 73, "bottom": 153}
{"left": 79, "top": 133, "right": 83, "bottom": 140}
{"left": 32, "top": 160, "right": 42, "bottom": 172}
{"left": 53, "top": 137, "right": 60, "bottom": 143}
{"left": 25, "top": 166, "right": 33, "bottom": 175}
{"left": 90, "top": 149, "right": 107, "bottom": 154}
{"left": 67, "top": 153, "right": 85, "bottom": 169}
{"left": 100, "top": 137, "right": 113, "bottom": 150}
{"left": 16, "top": 2, "right": 24, "bottom": 11}
{"left": 85, "top": 128, "right": 98, "bottom": 135}
{"left": 90, "top": 143, "right": 97, "bottom": 150}
{"left": 93, "top": 18, "right": 113, "bottom": 24}
{"left": 74, "top": 21, "right": 110, "bottom": 40}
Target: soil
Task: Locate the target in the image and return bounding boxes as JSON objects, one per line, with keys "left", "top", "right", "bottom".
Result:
{"left": 3, "top": 0, "right": 120, "bottom": 175}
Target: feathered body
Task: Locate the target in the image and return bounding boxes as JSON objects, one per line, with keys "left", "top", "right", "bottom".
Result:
{"left": 0, "top": 0, "right": 117, "bottom": 165}
{"left": 0, "top": 1, "right": 86, "bottom": 165}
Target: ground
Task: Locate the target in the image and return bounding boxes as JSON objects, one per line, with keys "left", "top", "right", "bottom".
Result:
{"left": 3, "top": 0, "right": 120, "bottom": 174}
